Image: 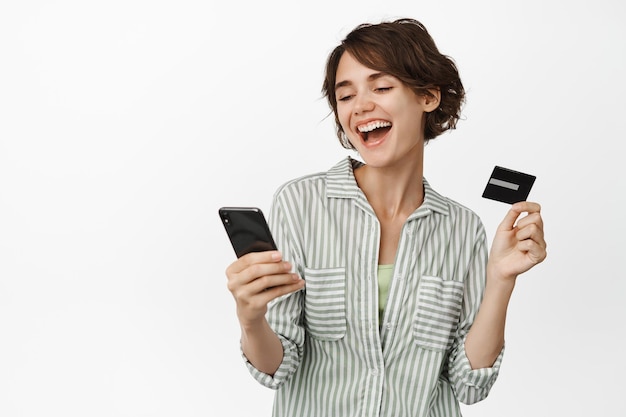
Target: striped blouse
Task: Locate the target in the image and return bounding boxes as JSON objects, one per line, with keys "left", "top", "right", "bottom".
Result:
{"left": 244, "top": 157, "right": 504, "bottom": 417}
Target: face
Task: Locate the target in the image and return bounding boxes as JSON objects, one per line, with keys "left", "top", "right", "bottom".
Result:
{"left": 334, "top": 52, "right": 439, "bottom": 169}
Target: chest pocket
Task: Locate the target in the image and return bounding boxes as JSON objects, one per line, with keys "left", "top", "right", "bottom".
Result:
{"left": 303, "top": 267, "right": 347, "bottom": 341}
{"left": 413, "top": 275, "right": 464, "bottom": 351}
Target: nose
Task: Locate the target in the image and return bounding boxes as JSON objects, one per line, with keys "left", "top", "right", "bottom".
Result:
{"left": 353, "top": 91, "right": 375, "bottom": 115}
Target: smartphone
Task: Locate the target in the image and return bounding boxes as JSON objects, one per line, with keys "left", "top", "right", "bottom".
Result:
{"left": 218, "top": 207, "right": 278, "bottom": 258}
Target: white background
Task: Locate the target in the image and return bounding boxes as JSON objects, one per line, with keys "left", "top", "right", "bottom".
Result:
{"left": 1, "top": 1, "right": 625, "bottom": 416}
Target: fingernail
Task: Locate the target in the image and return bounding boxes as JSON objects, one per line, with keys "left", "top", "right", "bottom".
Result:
{"left": 271, "top": 251, "right": 282, "bottom": 261}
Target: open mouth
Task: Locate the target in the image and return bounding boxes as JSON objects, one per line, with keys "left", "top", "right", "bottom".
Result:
{"left": 357, "top": 120, "right": 392, "bottom": 143}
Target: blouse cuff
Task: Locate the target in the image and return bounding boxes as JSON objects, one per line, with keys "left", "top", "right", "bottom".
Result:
{"left": 242, "top": 334, "right": 300, "bottom": 390}
{"left": 459, "top": 344, "right": 505, "bottom": 389}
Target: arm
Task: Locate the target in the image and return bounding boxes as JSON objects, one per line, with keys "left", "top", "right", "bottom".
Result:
{"left": 241, "top": 321, "right": 284, "bottom": 376}
{"left": 464, "top": 201, "right": 547, "bottom": 369}
{"left": 226, "top": 250, "right": 305, "bottom": 375}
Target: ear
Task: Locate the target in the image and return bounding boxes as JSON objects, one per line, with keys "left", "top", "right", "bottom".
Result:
{"left": 421, "top": 88, "right": 441, "bottom": 113}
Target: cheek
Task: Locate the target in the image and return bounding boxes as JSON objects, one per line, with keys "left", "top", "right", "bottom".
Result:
{"left": 398, "top": 102, "right": 425, "bottom": 129}
{"left": 336, "top": 107, "right": 351, "bottom": 131}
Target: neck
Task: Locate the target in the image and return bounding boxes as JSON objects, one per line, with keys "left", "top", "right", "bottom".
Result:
{"left": 354, "top": 156, "right": 424, "bottom": 221}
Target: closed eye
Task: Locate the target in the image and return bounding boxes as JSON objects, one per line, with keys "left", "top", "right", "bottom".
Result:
{"left": 375, "top": 87, "right": 392, "bottom": 93}
{"left": 338, "top": 95, "right": 354, "bottom": 102}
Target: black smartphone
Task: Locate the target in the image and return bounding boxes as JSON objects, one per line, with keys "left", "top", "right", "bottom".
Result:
{"left": 218, "top": 207, "right": 278, "bottom": 258}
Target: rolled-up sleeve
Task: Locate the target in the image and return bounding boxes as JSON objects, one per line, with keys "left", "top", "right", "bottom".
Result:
{"left": 447, "top": 223, "right": 504, "bottom": 404}
{"left": 449, "top": 338, "right": 504, "bottom": 403}
{"left": 243, "top": 332, "right": 302, "bottom": 389}
{"left": 242, "top": 189, "right": 306, "bottom": 390}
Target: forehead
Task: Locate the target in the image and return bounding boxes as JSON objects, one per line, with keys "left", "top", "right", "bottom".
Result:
{"left": 335, "top": 52, "right": 390, "bottom": 87}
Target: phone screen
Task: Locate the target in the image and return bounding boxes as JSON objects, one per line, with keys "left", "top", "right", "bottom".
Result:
{"left": 219, "top": 207, "right": 277, "bottom": 257}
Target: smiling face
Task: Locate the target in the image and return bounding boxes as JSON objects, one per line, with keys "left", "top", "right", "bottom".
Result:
{"left": 322, "top": 19, "right": 465, "bottom": 149}
{"left": 334, "top": 52, "right": 439, "bottom": 169}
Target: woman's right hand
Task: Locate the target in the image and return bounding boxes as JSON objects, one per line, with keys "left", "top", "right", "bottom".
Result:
{"left": 225, "top": 251, "right": 304, "bottom": 328}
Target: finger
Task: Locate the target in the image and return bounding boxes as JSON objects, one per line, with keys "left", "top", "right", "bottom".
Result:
{"left": 238, "top": 282, "right": 305, "bottom": 316}
{"left": 246, "top": 272, "right": 302, "bottom": 294}
{"left": 515, "top": 212, "right": 544, "bottom": 232}
{"left": 228, "top": 260, "right": 293, "bottom": 288}
{"left": 236, "top": 274, "right": 304, "bottom": 305}
{"left": 515, "top": 223, "right": 547, "bottom": 250}
{"left": 516, "top": 239, "right": 547, "bottom": 264}
{"left": 511, "top": 201, "right": 542, "bottom": 215}
{"left": 262, "top": 279, "right": 306, "bottom": 301}
{"left": 498, "top": 202, "right": 542, "bottom": 232}
{"left": 226, "top": 250, "right": 283, "bottom": 275}
{"left": 497, "top": 207, "right": 523, "bottom": 232}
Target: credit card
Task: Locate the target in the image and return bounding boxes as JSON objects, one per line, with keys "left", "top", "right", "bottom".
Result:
{"left": 482, "top": 166, "right": 536, "bottom": 204}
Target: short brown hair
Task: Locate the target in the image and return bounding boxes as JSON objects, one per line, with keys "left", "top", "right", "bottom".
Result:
{"left": 322, "top": 18, "right": 465, "bottom": 149}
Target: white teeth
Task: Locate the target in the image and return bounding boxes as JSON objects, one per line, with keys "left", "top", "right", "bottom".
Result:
{"left": 357, "top": 120, "right": 392, "bottom": 133}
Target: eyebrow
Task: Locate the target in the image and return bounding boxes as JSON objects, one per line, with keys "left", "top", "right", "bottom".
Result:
{"left": 335, "top": 72, "right": 389, "bottom": 91}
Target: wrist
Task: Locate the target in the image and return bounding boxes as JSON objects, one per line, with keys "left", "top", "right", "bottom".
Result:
{"left": 486, "top": 264, "right": 517, "bottom": 292}
{"left": 240, "top": 315, "right": 269, "bottom": 335}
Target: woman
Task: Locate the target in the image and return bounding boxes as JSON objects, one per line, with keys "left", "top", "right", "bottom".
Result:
{"left": 226, "top": 18, "right": 546, "bottom": 417}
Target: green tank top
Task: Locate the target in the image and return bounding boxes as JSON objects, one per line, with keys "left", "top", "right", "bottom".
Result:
{"left": 378, "top": 264, "right": 394, "bottom": 324}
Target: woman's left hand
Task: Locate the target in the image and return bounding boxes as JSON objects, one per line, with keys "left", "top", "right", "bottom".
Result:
{"left": 488, "top": 201, "right": 547, "bottom": 281}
